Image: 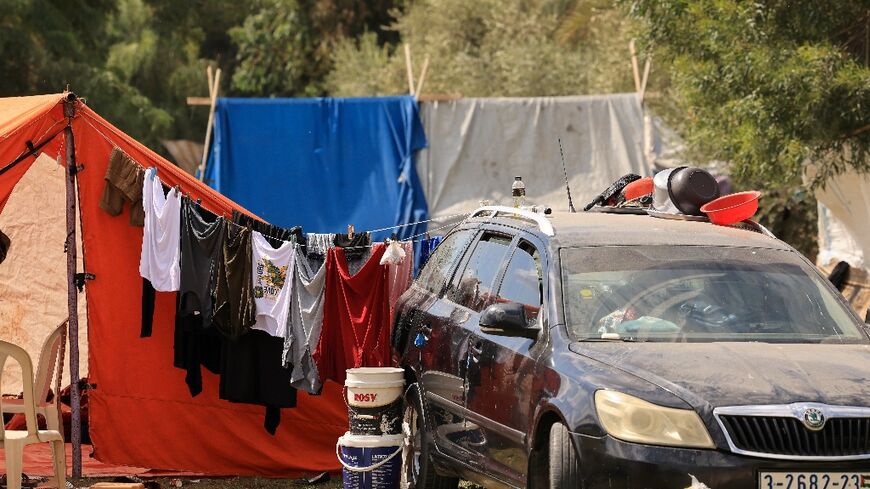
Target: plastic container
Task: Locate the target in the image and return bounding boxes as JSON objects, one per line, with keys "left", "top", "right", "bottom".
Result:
{"left": 622, "top": 176, "right": 653, "bottom": 201}
{"left": 345, "top": 367, "right": 405, "bottom": 408}
{"left": 700, "top": 191, "right": 761, "bottom": 225}
{"left": 348, "top": 402, "right": 403, "bottom": 436}
{"left": 337, "top": 432, "right": 403, "bottom": 489}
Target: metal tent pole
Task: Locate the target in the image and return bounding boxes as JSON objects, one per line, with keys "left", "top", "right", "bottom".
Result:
{"left": 63, "top": 94, "right": 82, "bottom": 478}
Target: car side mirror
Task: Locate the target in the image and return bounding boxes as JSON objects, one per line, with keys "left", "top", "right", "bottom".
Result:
{"left": 479, "top": 302, "right": 539, "bottom": 339}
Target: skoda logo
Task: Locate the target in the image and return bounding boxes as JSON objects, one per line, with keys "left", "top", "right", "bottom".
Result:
{"left": 802, "top": 408, "right": 826, "bottom": 431}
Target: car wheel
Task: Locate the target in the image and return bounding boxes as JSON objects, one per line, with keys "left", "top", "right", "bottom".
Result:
{"left": 401, "top": 384, "right": 459, "bottom": 489}
{"left": 547, "top": 422, "right": 580, "bottom": 489}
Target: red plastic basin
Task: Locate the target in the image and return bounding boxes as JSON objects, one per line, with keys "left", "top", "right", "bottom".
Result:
{"left": 700, "top": 191, "right": 761, "bottom": 225}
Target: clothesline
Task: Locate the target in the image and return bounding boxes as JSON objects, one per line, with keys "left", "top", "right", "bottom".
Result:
{"left": 365, "top": 211, "right": 474, "bottom": 234}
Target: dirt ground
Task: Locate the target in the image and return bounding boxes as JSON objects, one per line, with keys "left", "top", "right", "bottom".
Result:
{"left": 67, "top": 477, "right": 483, "bottom": 488}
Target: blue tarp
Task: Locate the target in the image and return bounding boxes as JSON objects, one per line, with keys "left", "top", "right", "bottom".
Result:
{"left": 204, "top": 96, "right": 429, "bottom": 242}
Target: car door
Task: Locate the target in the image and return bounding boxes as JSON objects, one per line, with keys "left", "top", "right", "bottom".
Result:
{"left": 399, "top": 229, "right": 479, "bottom": 458}
{"left": 423, "top": 231, "right": 516, "bottom": 461}
{"left": 464, "top": 236, "right": 547, "bottom": 486}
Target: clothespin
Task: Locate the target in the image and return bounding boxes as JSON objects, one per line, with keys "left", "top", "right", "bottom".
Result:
{"left": 390, "top": 232, "right": 399, "bottom": 242}
{"left": 425, "top": 232, "right": 431, "bottom": 241}
{"left": 347, "top": 224, "right": 354, "bottom": 239}
{"left": 148, "top": 167, "right": 157, "bottom": 180}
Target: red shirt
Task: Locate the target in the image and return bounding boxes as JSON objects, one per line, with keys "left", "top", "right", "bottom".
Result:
{"left": 314, "top": 244, "right": 391, "bottom": 385}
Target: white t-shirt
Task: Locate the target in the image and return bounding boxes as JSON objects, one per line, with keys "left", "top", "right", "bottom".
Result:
{"left": 251, "top": 231, "right": 296, "bottom": 337}
{"left": 139, "top": 170, "right": 181, "bottom": 291}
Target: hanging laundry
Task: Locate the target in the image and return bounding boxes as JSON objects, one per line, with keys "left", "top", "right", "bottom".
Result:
{"left": 100, "top": 147, "right": 146, "bottom": 226}
{"left": 174, "top": 198, "right": 226, "bottom": 397}
{"left": 387, "top": 241, "right": 415, "bottom": 327}
{"left": 220, "top": 329, "right": 296, "bottom": 435}
{"left": 333, "top": 231, "right": 371, "bottom": 259}
{"left": 0, "top": 228, "right": 9, "bottom": 264}
{"left": 251, "top": 231, "right": 296, "bottom": 338}
{"left": 283, "top": 246, "right": 328, "bottom": 395}
{"left": 233, "top": 210, "right": 305, "bottom": 250}
{"left": 212, "top": 223, "right": 256, "bottom": 340}
{"left": 380, "top": 240, "right": 407, "bottom": 266}
{"left": 139, "top": 169, "right": 181, "bottom": 337}
{"left": 315, "top": 244, "right": 390, "bottom": 385}
{"left": 418, "top": 235, "right": 444, "bottom": 270}
{"left": 306, "top": 233, "right": 335, "bottom": 259}
{"left": 139, "top": 169, "right": 182, "bottom": 291}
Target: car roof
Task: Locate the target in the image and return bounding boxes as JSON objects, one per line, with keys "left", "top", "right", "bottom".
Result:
{"left": 470, "top": 210, "right": 792, "bottom": 251}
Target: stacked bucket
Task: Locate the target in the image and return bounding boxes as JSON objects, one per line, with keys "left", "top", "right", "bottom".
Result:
{"left": 337, "top": 367, "right": 406, "bottom": 489}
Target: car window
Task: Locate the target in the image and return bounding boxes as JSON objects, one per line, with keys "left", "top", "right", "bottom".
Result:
{"left": 416, "top": 230, "right": 476, "bottom": 294}
{"left": 561, "top": 246, "right": 868, "bottom": 344}
{"left": 497, "top": 240, "right": 543, "bottom": 324}
{"left": 448, "top": 232, "right": 512, "bottom": 312}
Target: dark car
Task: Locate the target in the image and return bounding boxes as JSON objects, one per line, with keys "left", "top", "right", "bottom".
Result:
{"left": 393, "top": 206, "right": 870, "bottom": 489}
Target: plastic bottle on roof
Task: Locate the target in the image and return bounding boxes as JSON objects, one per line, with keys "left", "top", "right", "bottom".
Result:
{"left": 512, "top": 176, "right": 526, "bottom": 208}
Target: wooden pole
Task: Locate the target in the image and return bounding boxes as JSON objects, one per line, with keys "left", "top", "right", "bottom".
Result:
{"left": 404, "top": 44, "right": 415, "bottom": 95}
{"left": 629, "top": 40, "right": 641, "bottom": 93}
{"left": 415, "top": 55, "right": 430, "bottom": 100}
{"left": 198, "top": 68, "right": 221, "bottom": 182}
{"left": 639, "top": 57, "right": 652, "bottom": 104}
{"left": 206, "top": 65, "right": 215, "bottom": 99}
{"left": 63, "top": 94, "right": 82, "bottom": 478}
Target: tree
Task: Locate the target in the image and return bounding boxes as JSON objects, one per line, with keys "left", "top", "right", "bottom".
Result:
{"left": 230, "top": 0, "right": 403, "bottom": 97}
{"left": 0, "top": 0, "right": 255, "bottom": 149}
{"left": 626, "top": 0, "right": 869, "bottom": 189}
{"left": 326, "top": 0, "right": 636, "bottom": 97}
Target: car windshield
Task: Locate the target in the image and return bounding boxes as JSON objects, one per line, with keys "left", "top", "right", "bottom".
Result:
{"left": 561, "top": 246, "right": 868, "bottom": 344}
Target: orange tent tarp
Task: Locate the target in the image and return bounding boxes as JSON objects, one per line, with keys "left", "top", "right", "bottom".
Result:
{"left": 0, "top": 94, "right": 346, "bottom": 476}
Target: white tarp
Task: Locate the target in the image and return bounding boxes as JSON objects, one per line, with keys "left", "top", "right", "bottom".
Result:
{"left": 0, "top": 154, "right": 87, "bottom": 394}
{"left": 416, "top": 94, "right": 653, "bottom": 221}
{"left": 816, "top": 169, "right": 870, "bottom": 270}
{"left": 814, "top": 168, "right": 870, "bottom": 317}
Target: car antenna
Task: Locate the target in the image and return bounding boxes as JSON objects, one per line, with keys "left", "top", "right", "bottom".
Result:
{"left": 558, "top": 138, "right": 577, "bottom": 212}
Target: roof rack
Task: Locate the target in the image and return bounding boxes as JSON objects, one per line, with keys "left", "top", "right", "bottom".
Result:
{"left": 470, "top": 206, "right": 555, "bottom": 236}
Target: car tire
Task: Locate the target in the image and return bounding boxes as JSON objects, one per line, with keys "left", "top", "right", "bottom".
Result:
{"left": 547, "top": 422, "right": 580, "bottom": 489}
{"left": 402, "top": 384, "right": 459, "bottom": 489}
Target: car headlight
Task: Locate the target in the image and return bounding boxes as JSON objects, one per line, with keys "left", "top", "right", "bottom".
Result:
{"left": 594, "top": 390, "right": 714, "bottom": 449}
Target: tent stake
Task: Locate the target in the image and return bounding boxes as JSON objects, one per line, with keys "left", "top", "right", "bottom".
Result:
{"left": 63, "top": 94, "right": 82, "bottom": 478}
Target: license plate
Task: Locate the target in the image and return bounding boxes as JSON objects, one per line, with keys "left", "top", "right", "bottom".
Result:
{"left": 759, "top": 472, "right": 870, "bottom": 489}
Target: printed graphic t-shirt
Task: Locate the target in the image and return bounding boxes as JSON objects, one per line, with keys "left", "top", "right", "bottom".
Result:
{"left": 251, "top": 231, "right": 296, "bottom": 337}
{"left": 139, "top": 170, "right": 182, "bottom": 291}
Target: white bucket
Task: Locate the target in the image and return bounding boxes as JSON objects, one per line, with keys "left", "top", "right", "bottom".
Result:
{"left": 345, "top": 367, "right": 405, "bottom": 408}
{"left": 337, "top": 432, "right": 403, "bottom": 489}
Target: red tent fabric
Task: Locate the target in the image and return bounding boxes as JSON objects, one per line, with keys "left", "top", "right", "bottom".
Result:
{"left": 0, "top": 94, "right": 347, "bottom": 476}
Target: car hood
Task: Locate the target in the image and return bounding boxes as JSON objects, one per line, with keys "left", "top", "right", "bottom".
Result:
{"left": 569, "top": 341, "right": 870, "bottom": 408}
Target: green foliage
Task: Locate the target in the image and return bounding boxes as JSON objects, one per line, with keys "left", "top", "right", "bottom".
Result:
{"left": 627, "top": 0, "right": 870, "bottom": 190}
{"left": 327, "top": 0, "right": 636, "bottom": 97}
{"left": 230, "top": 0, "right": 403, "bottom": 97}
{"left": 0, "top": 0, "right": 253, "bottom": 149}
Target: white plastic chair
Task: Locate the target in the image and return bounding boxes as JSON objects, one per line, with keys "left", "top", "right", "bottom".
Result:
{"left": 1, "top": 329, "right": 67, "bottom": 489}
{"left": 2, "top": 320, "right": 67, "bottom": 432}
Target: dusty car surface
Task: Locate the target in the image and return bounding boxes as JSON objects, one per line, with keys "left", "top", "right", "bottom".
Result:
{"left": 393, "top": 206, "right": 870, "bottom": 489}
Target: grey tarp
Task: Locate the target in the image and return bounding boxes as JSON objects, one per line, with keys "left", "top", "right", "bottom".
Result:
{"left": 416, "top": 94, "right": 653, "bottom": 221}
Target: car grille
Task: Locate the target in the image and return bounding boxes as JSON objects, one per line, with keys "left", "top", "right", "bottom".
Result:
{"left": 719, "top": 415, "right": 870, "bottom": 458}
